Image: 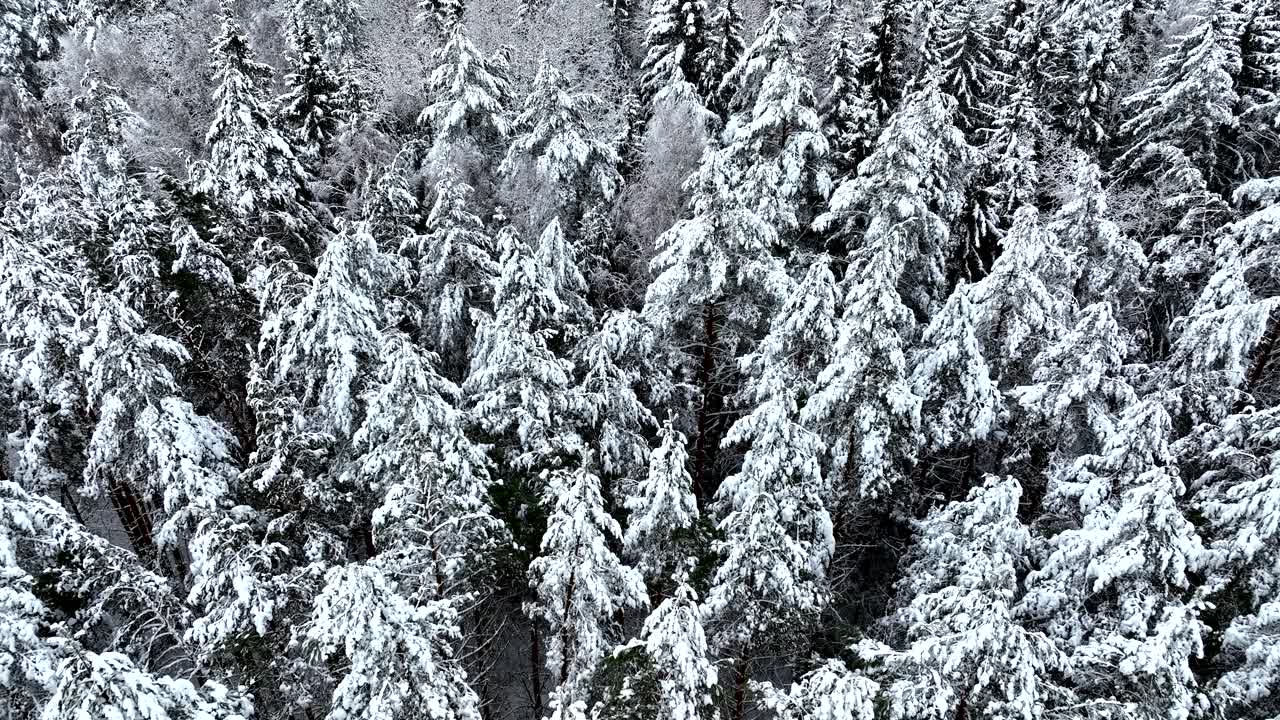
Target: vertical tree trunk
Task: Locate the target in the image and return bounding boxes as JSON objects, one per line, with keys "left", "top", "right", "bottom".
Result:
{"left": 108, "top": 478, "right": 155, "bottom": 562}
{"left": 1234, "top": 307, "right": 1279, "bottom": 413}
{"left": 530, "top": 627, "right": 544, "bottom": 720}
{"left": 731, "top": 658, "right": 750, "bottom": 720}
{"left": 692, "top": 301, "right": 720, "bottom": 508}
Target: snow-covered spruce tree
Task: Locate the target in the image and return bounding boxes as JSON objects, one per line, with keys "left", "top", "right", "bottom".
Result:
{"left": 699, "top": 0, "right": 744, "bottom": 117}
{"left": 967, "top": 206, "right": 1077, "bottom": 385}
{"left": 856, "top": 0, "right": 909, "bottom": 124}
{"left": 273, "top": 219, "right": 396, "bottom": 440}
{"left": 463, "top": 225, "right": 573, "bottom": 470}
{"left": 704, "top": 256, "right": 837, "bottom": 686}
{"left": 421, "top": 21, "right": 512, "bottom": 181}
{"left": 418, "top": 0, "right": 466, "bottom": 34}
{"left": 1044, "top": 0, "right": 1118, "bottom": 151}
{"left": 821, "top": 10, "right": 879, "bottom": 181}
{"left": 527, "top": 460, "right": 647, "bottom": 698}
{"left": 63, "top": 69, "right": 166, "bottom": 312}
{"left": 639, "top": 0, "right": 713, "bottom": 106}
{"left": 1050, "top": 157, "right": 1147, "bottom": 314}
{"left": 861, "top": 475, "right": 1066, "bottom": 720}
{"left": 291, "top": 0, "right": 366, "bottom": 56}
{"left": 629, "top": 574, "right": 717, "bottom": 720}
{"left": 301, "top": 563, "right": 481, "bottom": 720}
{"left": 278, "top": 26, "right": 343, "bottom": 167}
{"left": 1231, "top": 0, "right": 1280, "bottom": 180}
{"left": 1010, "top": 301, "right": 1137, "bottom": 465}
{"left": 642, "top": 142, "right": 786, "bottom": 505}
{"left": 0, "top": 479, "right": 231, "bottom": 719}
{"left": 0, "top": 180, "right": 87, "bottom": 496}
{"left": 623, "top": 421, "right": 699, "bottom": 583}
{"left": 203, "top": 12, "right": 317, "bottom": 263}
{"left": 717, "top": 0, "right": 830, "bottom": 237}
{"left": 43, "top": 649, "right": 252, "bottom": 720}
{"left": 568, "top": 310, "right": 658, "bottom": 491}
{"left": 354, "top": 331, "right": 499, "bottom": 597}
{"left": 77, "top": 288, "right": 239, "bottom": 552}
{"left": 981, "top": 66, "right": 1043, "bottom": 233}
{"left": 925, "top": 0, "right": 1005, "bottom": 136}
{"left": 817, "top": 81, "right": 973, "bottom": 315}
{"left": 501, "top": 60, "right": 620, "bottom": 232}
{"left": 1169, "top": 177, "right": 1280, "bottom": 400}
{"left": 1021, "top": 398, "right": 1208, "bottom": 720}
{"left": 909, "top": 284, "right": 1000, "bottom": 455}
{"left": 410, "top": 171, "right": 499, "bottom": 374}
{"left": 1118, "top": 1, "right": 1240, "bottom": 193}
{"left": 753, "top": 660, "right": 878, "bottom": 720}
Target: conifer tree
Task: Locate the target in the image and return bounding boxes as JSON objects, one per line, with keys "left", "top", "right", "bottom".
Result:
{"left": 821, "top": 12, "right": 879, "bottom": 180}
{"left": 355, "top": 331, "right": 499, "bottom": 596}
{"left": 856, "top": 0, "right": 909, "bottom": 124}
{"left": 642, "top": 144, "right": 786, "bottom": 504}
{"left": 754, "top": 660, "right": 878, "bottom": 720}
{"left": 863, "top": 476, "right": 1066, "bottom": 720}
{"left": 982, "top": 68, "right": 1043, "bottom": 230}
{"left": 1119, "top": 1, "right": 1241, "bottom": 191}
{"left": 292, "top": 0, "right": 366, "bottom": 56}
{"left": 422, "top": 21, "right": 512, "bottom": 175}
{"left": 967, "top": 206, "right": 1076, "bottom": 384}
{"left": 528, "top": 461, "right": 647, "bottom": 697}
{"left": 910, "top": 285, "right": 1001, "bottom": 453}
{"left": 302, "top": 564, "right": 482, "bottom": 720}
{"left": 718, "top": 0, "right": 830, "bottom": 235}
{"left": 640, "top": 0, "right": 712, "bottom": 105}
{"left": 1046, "top": 0, "right": 1119, "bottom": 150}
{"left": 278, "top": 26, "right": 343, "bottom": 166}
{"left": 623, "top": 421, "right": 699, "bottom": 581}
{"left": 1022, "top": 398, "right": 1208, "bottom": 720}
{"left": 1050, "top": 159, "right": 1146, "bottom": 312}
{"left": 627, "top": 574, "right": 717, "bottom": 720}
{"left": 699, "top": 0, "right": 744, "bottom": 116}
{"left": 501, "top": 60, "right": 621, "bottom": 231}
{"left": 927, "top": 0, "right": 1006, "bottom": 135}
{"left": 464, "top": 227, "right": 573, "bottom": 468}
{"left": 419, "top": 0, "right": 466, "bottom": 33}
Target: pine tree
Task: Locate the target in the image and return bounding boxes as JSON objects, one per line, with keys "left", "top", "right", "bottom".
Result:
{"left": 800, "top": 240, "right": 919, "bottom": 505}
{"left": 1045, "top": 0, "right": 1119, "bottom": 150}
{"left": 718, "top": 0, "right": 830, "bottom": 235}
{"left": 623, "top": 421, "right": 699, "bottom": 581}
{"left": 418, "top": 0, "right": 466, "bottom": 33}
{"left": 628, "top": 574, "right": 717, "bottom": 720}
{"left": 43, "top": 650, "right": 252, "bottom": 720}
{"left": 528, "top": 461, "right": 647, "bottom": 697}
{"left": 273, "top": 220, "right": 395, "bottom": 439}
{"left": 1119, "top": 1, "right": 1241, "bottom": 191}
{"left": 818, "top": 82, "right": 973, "bottom": 315}
{"left": 302, "top": 564, "right": 481, "bottom": 720}
{"left": 910, "top": 285, "right": 1001, "bottom": 453}
{"left": 278, "top": 26, "right": 343, "bottom": 166}
{"left": 863, "top": 476, "right": 1066, "bottom": 720}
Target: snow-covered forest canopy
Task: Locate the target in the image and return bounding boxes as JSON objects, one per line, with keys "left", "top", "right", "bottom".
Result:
{"left": 3, "top": 0, "right": 1280, "bottom": 718}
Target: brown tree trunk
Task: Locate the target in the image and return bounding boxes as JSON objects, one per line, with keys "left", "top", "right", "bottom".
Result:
{"left": 108, "top": 478, "right": 155, "bottom": 562}
{"left": 1234, "top": 307, "right": 1280, "bottom": 413}
{"left": 731, "top": 658, "right": 750, "bottom": 720}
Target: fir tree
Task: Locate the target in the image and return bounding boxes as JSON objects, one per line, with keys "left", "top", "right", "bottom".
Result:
{"left": 926, "top": 0, "right": 1006, "bottom": 135}
{"left": 623, "top": 421, "right": 699, "bottom": 581}
{"left": 640, "top": 0, "right": 713, "bottom": 105}
{"left": 278, "top": 26, "right": 344, "bottom": 166}
{"left": 821, "top": 11, "right": 879, "bottom": 180}
{"left": 856, "top": 0, "right": 909, "bottom": 124}
{"left": 699, "top": 0, "right": 744, "bottom": 116}
{"left": 291, "top": 0, "right": 366, "bottom": 56}
{"left": 421, "top": 21, "right": 512, "bottom": 173}
{"left": 753, "top": 660, "right": 878, "bottom": 720}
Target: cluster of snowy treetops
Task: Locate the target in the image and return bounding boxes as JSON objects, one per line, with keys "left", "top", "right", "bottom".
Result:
{"left": 2, "top": 0, "right": 1280, "bottom": 719}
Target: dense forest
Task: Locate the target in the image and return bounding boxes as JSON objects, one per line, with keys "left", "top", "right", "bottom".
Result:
{"left": 2, "top": 0, "right": 1279, "bottom": 719}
